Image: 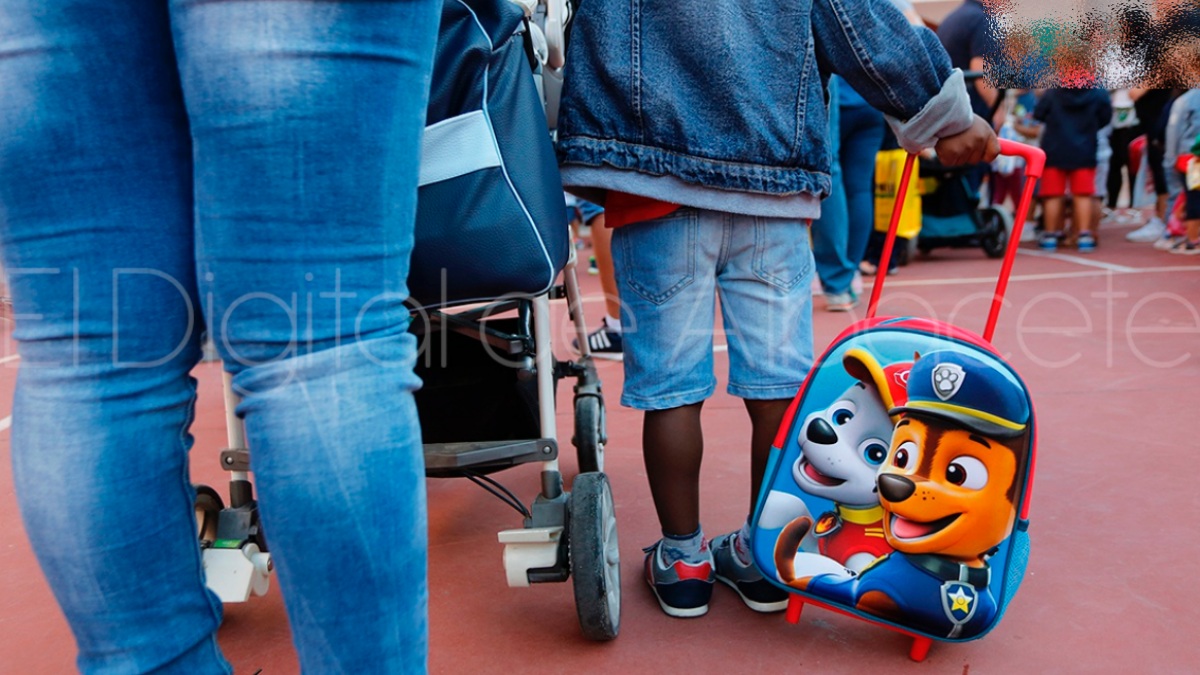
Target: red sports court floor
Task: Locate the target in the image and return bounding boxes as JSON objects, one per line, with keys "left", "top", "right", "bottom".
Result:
{"left": 1, "top": 219, "right": 1198, "bottom": 673}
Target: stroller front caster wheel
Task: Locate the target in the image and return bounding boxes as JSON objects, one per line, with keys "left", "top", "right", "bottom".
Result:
{"left": 569, "top": 472, "right": 620, "bottom": 641}
{"left": 194, "top": 484, "right": 224, "bottom": 545}
{"left": 572, "top": 394, "right": 606, "bottom": 474}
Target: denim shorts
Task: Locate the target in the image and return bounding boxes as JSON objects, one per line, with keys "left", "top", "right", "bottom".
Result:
{"left": 611, "top": 208, "right": 814, "bottom": 410}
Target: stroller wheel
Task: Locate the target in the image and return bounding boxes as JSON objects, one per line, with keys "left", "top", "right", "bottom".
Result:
{"left": 979, "top": 207, "right": 1013, "bottom": 259}
{"left": 572, "top": 394, "right": 606, "bottom": 474}
{"left": 569, "top": 472, "right": 621, "bottom": 641}
{"left": 194, "top": 484, "right": 224, "bottom": 545}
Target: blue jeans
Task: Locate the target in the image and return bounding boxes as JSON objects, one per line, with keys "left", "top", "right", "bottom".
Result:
{"left": 0, "top": 1, "right": 438, "bottom": 672}
{"left": 813, "top": 78, "right": 887, "bottom": 296}
{"left": 611, "top": 209, "right": 814, "bottom": 410}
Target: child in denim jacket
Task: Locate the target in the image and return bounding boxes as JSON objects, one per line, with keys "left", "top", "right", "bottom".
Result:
{"left": 557, "top": 0, "right": 998, "bottom": 618}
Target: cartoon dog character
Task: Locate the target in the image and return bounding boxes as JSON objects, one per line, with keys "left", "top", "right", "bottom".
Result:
{"left": 775, "top": 350, "right": 1031, "bottom": 640}
{"left": 776, "top": 349, "right": 911, "bottom": 573}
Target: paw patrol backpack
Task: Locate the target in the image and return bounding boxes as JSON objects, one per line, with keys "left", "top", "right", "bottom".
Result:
{"left": 750, "top": 141, "right": 1045, "bottom": 660}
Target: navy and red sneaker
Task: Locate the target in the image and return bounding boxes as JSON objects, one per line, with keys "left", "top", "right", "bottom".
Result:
{"left": 710, "top": 532, "right": 790, "bottom": 612}
{"left": 643, "top": 539, "right": 715, "bottom": 618}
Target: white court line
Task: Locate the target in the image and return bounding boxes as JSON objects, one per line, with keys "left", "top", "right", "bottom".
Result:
{"left": 0, "top": 353, "right": 19, "bottom": 364}
{"left": 1016, "top": 249, "right": 1138, "bottom": 272}
{"left": 0, "top": 416, "right": 11, "bottom": 432}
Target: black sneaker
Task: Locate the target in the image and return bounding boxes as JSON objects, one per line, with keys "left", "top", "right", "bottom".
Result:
{"left": 572, "top": 325, "right": 624, "bottom": 361}
{"left": 643, "top": 539, "right": 715, "bottom": 618}
{"left": 710, "top": 532, "right": 789, "bottom": 612}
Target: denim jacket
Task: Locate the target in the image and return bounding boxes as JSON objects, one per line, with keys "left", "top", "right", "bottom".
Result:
{"left": 556, "top": 0, "right": 973, "bottom": 218}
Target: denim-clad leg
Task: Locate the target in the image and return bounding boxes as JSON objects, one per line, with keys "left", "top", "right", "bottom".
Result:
{"left": 0, "top": 0, "right": 438, "bottom": 672}
{"left": 173, "top": 1, "right": 439, "bottom": 671}
{"left": 839, "top": 101, "right": 886, "bottom": 272}
{"left": 811, "top": 77, "right": 854, "bottom": 296}
{"left": 0, "top": 2, "right": 226, "bottom": 672}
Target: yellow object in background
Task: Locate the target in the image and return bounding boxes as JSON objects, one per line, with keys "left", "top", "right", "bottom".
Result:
{"left": 874, "top": 149, "right": 922, "bottom": 239}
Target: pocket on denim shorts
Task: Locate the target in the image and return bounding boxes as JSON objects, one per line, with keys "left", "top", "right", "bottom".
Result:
{"left": 617, "top": 210, "right": 698, "bottom": 305}
{"left": 752, "top": 219, "right": 811, "bottom": 291}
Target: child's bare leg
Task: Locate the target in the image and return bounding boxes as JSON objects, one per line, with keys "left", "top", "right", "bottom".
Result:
{"left": 1074, "top": 194, "right": 1094, "bottom": 234}
{"left": 590, "top": 214, "right": 621, "bottom": 321}
{"left": 744, "top": 399, "right": 791, "bottom": 516}
{"left": 1043, "top": 196, "right": 1064, "bottom": 235}
{"left": 643, "top": 402, "right": 704, "bottom": 535}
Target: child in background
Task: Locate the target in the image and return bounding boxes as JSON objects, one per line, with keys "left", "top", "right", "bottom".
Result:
{"left": 1169, "top": 133, "right": 1200, "bottom": 255}
{"left": 1023, "top": 88, "right": 1112, "bottom": 252}
{"left": 557, "top": 0, "right": 998, "bottom": 618}
{"left": 578, "top": 201, "right": 625, "bottom": 360}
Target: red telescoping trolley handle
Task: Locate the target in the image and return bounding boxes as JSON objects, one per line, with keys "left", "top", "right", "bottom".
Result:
{"left": 865, "top": 139, "right": 1046, "bottom": 342}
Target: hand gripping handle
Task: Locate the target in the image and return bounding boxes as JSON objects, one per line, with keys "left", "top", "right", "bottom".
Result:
{"left": 865, "top": 140, "right": 1046, "bottom": 343}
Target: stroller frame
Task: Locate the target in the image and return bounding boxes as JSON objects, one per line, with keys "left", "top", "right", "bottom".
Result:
{"left": 194, "top": 247, "right": 621, "bottom": 641}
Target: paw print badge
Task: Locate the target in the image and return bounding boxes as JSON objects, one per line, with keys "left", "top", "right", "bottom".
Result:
{"left": 932, "top": 363, "right": 965, "bottom": 401}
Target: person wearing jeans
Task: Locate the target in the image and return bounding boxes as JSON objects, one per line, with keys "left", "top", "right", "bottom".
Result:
{"left": 813, "top": 76, "right": 888, "bottom": 311}
{"left": 0, "top": 1, "right": 438, "bottom": 672}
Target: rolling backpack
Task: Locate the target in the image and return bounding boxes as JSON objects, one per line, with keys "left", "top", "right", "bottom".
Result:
{"left": 750, "top": 141, "right": 1046, "bottom": 660}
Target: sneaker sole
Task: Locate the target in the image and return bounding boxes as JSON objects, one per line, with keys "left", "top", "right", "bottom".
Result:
{"left": 570, "top": 344, "right": 624, "bottom": 361}
{"left": 714, "top": 573, "right": 789, "bottom": 613}
{"left": 647, "top": 580, "right": 710, "bottom": 618}
{"left": 589, "top": 352, "right": 624, "bottom": 361}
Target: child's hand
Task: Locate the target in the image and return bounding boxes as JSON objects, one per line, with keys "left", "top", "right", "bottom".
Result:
{"left": 934, "top": 116, "right": 1000, "bottom": 166}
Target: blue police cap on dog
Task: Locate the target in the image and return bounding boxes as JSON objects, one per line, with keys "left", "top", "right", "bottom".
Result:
{"left": 890, "top": 350, "right": 1029, "bottom": 439}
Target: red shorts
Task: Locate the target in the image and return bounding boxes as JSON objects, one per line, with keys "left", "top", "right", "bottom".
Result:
{"left": 1040, "top": 167, "right": 1096, "bottom": 198}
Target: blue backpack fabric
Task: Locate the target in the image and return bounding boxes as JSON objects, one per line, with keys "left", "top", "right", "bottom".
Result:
{"left": 411, "top": 0, "right": 568, "bottom": 308}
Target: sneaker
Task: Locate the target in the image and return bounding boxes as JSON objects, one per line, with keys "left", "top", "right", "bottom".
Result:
{"left": 1019, "top": 222, "right": 1038, "bottom": 243}
{"left": 1126, "top": 217, "right": 1167, "bottom": 243}
{"left": 571, "top": 325, "right": 623, "bottom": 360}
{"left": 643, "top": 539, "right": 715, "bottom": 618}
{"left": 1038, "top": 232, "right": 1059, "bottom": 251}
{"left": 824, "top": 290, "right": 858, "bottom": 312}
{"left": 1169, "top": 239, "right": 1200, "bottom": 255}
{"left": 1102, "top": 208, "right": 1143, "bottom": 226}
{"left": 587, "top": 255, "right": 599, "bottom": 276}
{"left": 1154, "top": 235, "right": 1184, "bottom": 251}
{"left": 850, "top": 271, "right": 864, "bottom": 296}
{"left": 1076, "top": 232, "right": 1096, "bottom": 253}
{"left": 710, "top": 533, "right": 789, "bottom": 613}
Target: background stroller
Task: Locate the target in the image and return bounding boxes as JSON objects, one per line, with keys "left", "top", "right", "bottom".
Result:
{"left": 911, "top": 75, "right": 1013, "bottom": 260}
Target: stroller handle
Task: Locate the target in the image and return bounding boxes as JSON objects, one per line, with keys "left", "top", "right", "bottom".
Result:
{"left": 865, "top": 139, "right": 1044, "bottom": 343}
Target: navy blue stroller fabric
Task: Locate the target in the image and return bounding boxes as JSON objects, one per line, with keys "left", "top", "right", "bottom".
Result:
{"left": 411, "top": 0, "right": 568, "bottom": 308}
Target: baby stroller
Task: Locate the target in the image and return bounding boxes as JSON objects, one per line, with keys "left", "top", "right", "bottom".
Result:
{"left": 913, "top": 77, "right": 1013, "bottom": 259}
{"left": 913, "top": 154, "right": 1013, "bottom": 259}
{"left": 193, "top": 0, "right": 621, "bottom": 643}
